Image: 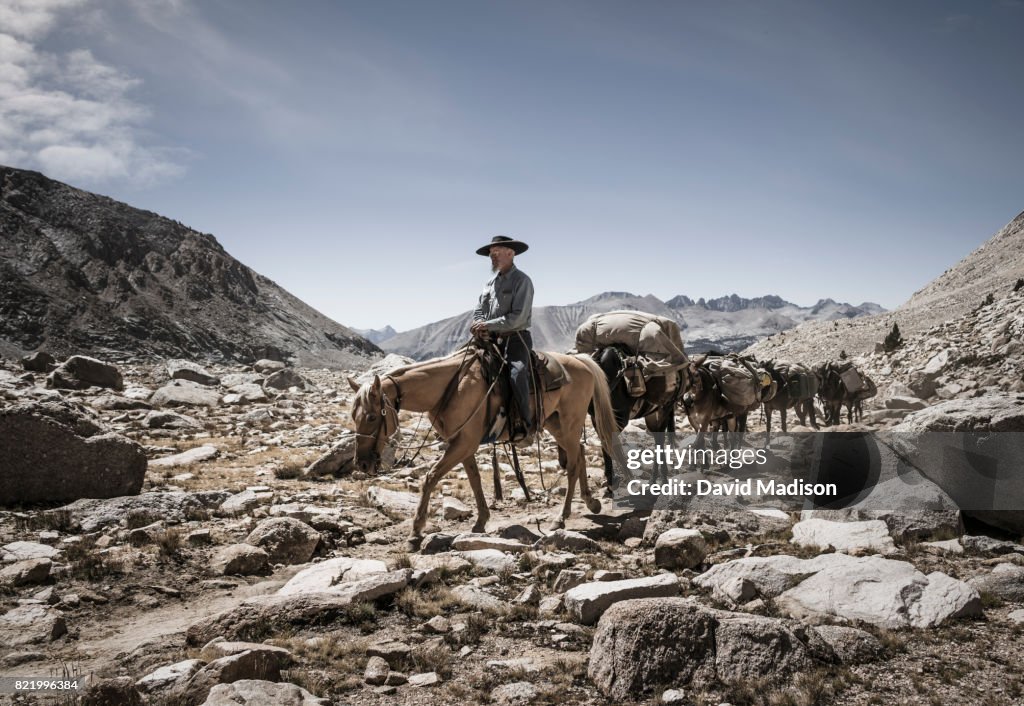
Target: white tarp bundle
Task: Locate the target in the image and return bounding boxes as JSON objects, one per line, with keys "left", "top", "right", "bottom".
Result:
{"left": 574, "top": 310, "right": 688, "bottom": 375}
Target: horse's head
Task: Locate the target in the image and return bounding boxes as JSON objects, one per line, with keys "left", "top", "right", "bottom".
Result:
{"left": 347, "top": 375, "right": 399, "bottom": 474}
{"left": 681, "top": 360, "right": 705, "bottom": 407}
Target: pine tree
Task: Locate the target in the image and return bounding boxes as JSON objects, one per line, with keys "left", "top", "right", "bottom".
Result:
{"left": 883, "top": 323, "right": 904, "bottom": 352}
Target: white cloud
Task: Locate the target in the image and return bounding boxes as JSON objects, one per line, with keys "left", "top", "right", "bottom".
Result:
{"left": 0, "top": 0, "right": 85, "bottom": 40}
{"left": 0, "top": 0, "right": 185, "bottom": 186}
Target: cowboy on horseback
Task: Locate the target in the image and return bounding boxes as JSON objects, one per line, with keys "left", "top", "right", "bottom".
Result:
{"left": 469, "top": 235, "right": 535, "bottom": 443}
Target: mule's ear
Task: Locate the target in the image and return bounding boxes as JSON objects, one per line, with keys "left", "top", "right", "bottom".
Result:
{"left": 348, "top": 377, "right": 361, "bottom": 392}
{"left": 371, "top": 375, "right": 381, "bottom": 393}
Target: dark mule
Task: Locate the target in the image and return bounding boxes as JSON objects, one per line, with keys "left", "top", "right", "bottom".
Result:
{"left": 680, "top": 354, "right": 746, "bottom": 458}
{"left": 761, "top": 359, "right": 820, "bottom": 443}
{"left": 682, "top": 353, "right": 778, "bottom": 457}
{"left": 590, "top": 346, "right": 686, "bottom": 485}
{"left": 815, "top": 361, "right": 871, "bottom": 425}
{"left": 843, "top": 373, "right": 877, "bottom": 423}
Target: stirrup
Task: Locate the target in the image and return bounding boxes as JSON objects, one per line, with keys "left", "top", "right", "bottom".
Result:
{"left": 511, "top": 422, "right": 536, "bottom": 447}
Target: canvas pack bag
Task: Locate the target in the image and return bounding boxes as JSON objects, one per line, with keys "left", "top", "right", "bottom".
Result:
{"left": 575, "top": 310, "right": 688, "bottom": 377}
{"left": 707, "top": 357, "right": 759, "bottom": 408}
{"left": 839, "top": 366, "right": 864, "bottom": 393}
{"left": 777, "top": 361, "right": 818, "bottom": 400}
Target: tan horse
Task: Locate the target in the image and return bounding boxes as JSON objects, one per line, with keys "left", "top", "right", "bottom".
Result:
{"left": 347, "top": 347, "right": 626, "bottom": 548}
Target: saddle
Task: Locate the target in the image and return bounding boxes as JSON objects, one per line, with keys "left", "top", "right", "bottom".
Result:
{"left": 460, "top": 338, "right": 571, "bottom": 443}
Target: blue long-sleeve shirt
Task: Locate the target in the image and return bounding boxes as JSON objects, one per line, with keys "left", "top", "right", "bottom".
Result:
{"left": 472, "top": 265, "right": 533, "bottom": 333}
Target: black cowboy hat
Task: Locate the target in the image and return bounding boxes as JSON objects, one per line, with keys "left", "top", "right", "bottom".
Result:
{"left": 475, "top": 235, "right": 529, "bottom": 256}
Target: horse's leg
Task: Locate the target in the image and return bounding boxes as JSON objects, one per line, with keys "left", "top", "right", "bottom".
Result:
{"left": 577, "top": 441, "right": 601, "bottom": 515}
{"left": 661, "top": 408, "right": 676, "bottom": 484}
{"left": 461, "top": 455, "right": 490, "bottom": 533}
{"left": 765, "top": 406, "right": 773, "bottom": 448}
{"left": 411, "top": 436, "right": 477, "bottom": 547}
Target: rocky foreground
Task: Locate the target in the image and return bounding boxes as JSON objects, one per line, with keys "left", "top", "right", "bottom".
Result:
{"left": 1, "top": 351, "right": 1024, "bottom": 705}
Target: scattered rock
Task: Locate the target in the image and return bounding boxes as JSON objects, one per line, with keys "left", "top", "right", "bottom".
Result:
{"left": 654, "top": 528, "right": 709, "bottom": 569}
{"left": 245, "top": 517, "right": 320, "bottom": 565}
{"left": 303, "top": 433, "right": 356, "bottom": 477}
{"left": 565, "top": 573, "right": 682, "bottom": 625}
{"left": 144, "top": 410, "right": 201, "bottom": 429}
{"left": 277, "top": 557, "right": 388, "bottom": 595}
{"left": 774, "top": 555, "right": 981, "bottom": 628}
{"left": 812, "top": 625, "right": 884, "bottom": 664}
{"left": 588, "top": 598, "right": 811, "bottom": 700}
{"left": 0, "top": 604, "right": 67, "bottom": 646}
{"left": 534, "top": 529, "right": 601, "bottom": 553}
{"left": 46, "top": 355, "right": 123, "bottom": 390}
{"left": 59, "top": 491, "right": 219, "bottom": 532}
{"left": 492, "top": 681, "right": 538, "bottom": 705}
{"left": 790, "top": 518, "right": 897, "bottom": 555}
{"left": 892, "top": 394, "right": 1024, "bottom": 533}
{"left": 212, "top": 544, "right": 271, "bottom": 576}
{"left": 201, "top": 679, "right": 330, "bottom": 705}
{"left": 186, "top": 571, "right": 412, "bottom": 645}
{"left": 452, "top": 533, "right": 530, "bottom": 553}
{"left": 364, "top": 655, "right": 390, "bottom": 685}
{"left": 21, "top": 351, "right": 56, "bottom": 372}
{"left": 452, "top": 585, "right": 504, "bottom": 612}
{"left": 80, "top": 676, "right": 143, "bottom": 705}
{"left": 0, "top": 401, "right": 146, "bottom": 504}
{"left": 264, "top": 369, "right": 307, "bottom": 390}
{"left": 179, "top": 649, "right": 284, "bottom": 705}
{"left": 136, "top": 659, "right": 205, "bottom": 694}
{"left": 253, "top": 360, "right": 286, "bottom": 374}
{"left": 967, "top": 563, "right": 1024, "bottom": 602}
{"left": 168, "top": 360, "right": 220, "bottom": 386}
{"left": 220, "top": 488, "right": 275, "bottom": 516}
{"left": 2, "top": 541, "right": 59, "bottom": 562}
{"left": 151, "top": 379, "right": 222, "bottom": 407}
{"left": 367, "top": 486, "right": 420, "bottom": 518}
{"left": 150, "top": 444, "right": 220, "bottom": 467}
{"left": 443, "top": 497, "right": 473, "bottom": 520}
{"left": 408, "top": 671, "right": 440, "bottom": 687}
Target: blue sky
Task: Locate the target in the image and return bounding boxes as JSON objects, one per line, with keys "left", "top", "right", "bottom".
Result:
{"left": 2, "top": 0, "right": 1023, "bottom": 331}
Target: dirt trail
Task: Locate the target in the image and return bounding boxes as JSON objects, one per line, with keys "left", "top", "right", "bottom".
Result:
{"left": 12, "top": 580, "right": 284, "bottom": 682}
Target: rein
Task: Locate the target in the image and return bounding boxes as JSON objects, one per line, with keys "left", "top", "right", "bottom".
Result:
{"left": 358, "top": 346, "right": 503, "bottom": 452}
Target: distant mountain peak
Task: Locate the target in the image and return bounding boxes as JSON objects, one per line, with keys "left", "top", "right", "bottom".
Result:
{"left": 380, "top": 290, "right": 881, "bottom": 360}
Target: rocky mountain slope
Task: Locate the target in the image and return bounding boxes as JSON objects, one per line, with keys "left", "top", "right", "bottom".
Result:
{"left": 837, "top": 281, "right": 1024, "bottom": 427}
{"left": 382, "top": 291, "right": 882, "bottom": 360}
{"left": 0, "top": 166, "right": 380, "bottom": 369}
{"left": 746, "top": 209, "right": 1024, "bottom": 363}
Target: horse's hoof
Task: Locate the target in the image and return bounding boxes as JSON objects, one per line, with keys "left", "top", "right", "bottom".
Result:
{"left": 407, "top": 536, "right": 423, "bottom": 552}
{"left": 472, "top": 520, "right": 489, "bottom": 533}
{"left": 586, "top": 497, "right": 602, "bottom": 514}
{"left": 546, "top": 519, "right": 565, "bottom": 533}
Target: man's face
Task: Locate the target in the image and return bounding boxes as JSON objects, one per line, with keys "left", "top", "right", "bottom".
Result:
{"left": 489, "top": 245, "right": 515, "bottom": 273}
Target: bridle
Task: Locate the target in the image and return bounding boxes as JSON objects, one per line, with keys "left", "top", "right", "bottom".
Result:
{"left": 353, "top": 374, "right": 402, "bottom": 467}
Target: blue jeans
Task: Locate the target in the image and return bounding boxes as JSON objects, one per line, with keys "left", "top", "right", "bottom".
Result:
{"left": 503, "top": 330, "right": 533, "bottom": 428}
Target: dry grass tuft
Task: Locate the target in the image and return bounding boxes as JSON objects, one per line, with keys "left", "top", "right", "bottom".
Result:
{"left": 155, "top": 527, "right": 184, "bottom": 559}
{"left": 411, "top": 643, "right": 453, "bottom": 677}
{"left": 395, "top": 586, "right": 459, "bottom": 619}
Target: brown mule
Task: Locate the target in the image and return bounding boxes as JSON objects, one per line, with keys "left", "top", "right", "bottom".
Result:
{"left": 348, "top": 347, "right": 626, "bottom": 549}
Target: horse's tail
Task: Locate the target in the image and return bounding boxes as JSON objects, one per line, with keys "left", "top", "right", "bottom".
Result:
{"left": 575, "top": 354, "right": 628, "bottom": 472}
